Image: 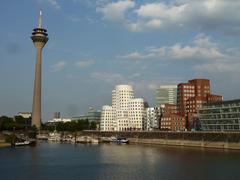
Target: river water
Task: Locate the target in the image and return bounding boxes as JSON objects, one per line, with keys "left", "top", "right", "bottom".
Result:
{"left": 0, "top": 142, "right": 240, "bottom": 180}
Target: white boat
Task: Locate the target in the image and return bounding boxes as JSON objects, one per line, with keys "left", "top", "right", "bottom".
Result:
{"left": 110, "top": 136, "right": 117, "bottom": 142}
{"left": 91, "top": 138, "right": 99, "bottom": 144}
{"left": 117, "top": 138, "right": 129, "bottom": 144}
{"left": 37, "top": 134, "right": 48, "bottom": 140}
{"left": 48, "top": 131, "right": 61, "bottom": 142}
{"left": 76, "top": 136, "right": 91, "bottom": 143}
{"left": 15, "top": 141, "right": 30, "bottom": 146}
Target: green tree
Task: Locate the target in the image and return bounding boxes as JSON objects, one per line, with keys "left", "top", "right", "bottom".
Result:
{"left": 14, "top": 116, "right": 31, "bottom": 125}
{"left": 90, "top": 121, "right": 97, "bottom": 130}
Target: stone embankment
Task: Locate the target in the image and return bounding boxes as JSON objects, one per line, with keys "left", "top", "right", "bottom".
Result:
{"left": 81, "top": 131, "right": 240, "bottom": 150}
{"left": 0, "top": 133, "right": 11, "bottom": 148}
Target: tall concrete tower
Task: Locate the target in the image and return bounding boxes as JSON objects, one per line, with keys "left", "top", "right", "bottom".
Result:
{"left": 31, "top": 11, "right": 48, "bottom": 128}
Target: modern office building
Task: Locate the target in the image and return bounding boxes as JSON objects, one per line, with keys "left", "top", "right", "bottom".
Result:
{"left": 161, "top": 114, "right": 186, "bottom": 131}
{"left": 31, "top": 11, "right": 49, "bottom": 129}
{"left": 156, "top": 85, "right": 177, "bottom": 106}
{"left": 72, "top": 107, "right": 101, "bottom": 123}
{"left": 160, "top": 104, "right": 186, "bottom": 131}
{"left": 145, "top": 107, "right": 161, "bottom": 131}
{"left": 160, "top": 79, "right": 223, "bottom": 131}
{"left": 100, "top": 85, "right": 147, "bottom": 131}
{"left": 54, "top": 112, "right": 61, "bottom": 119}
{"left": 177, "top": 79, "right": 222, "bottom": 128}
{"left": 112, "top": 85, "right": 134, "bottom": 131}
{"left": 199, "top": 99, "right": 240, "bottom": 131}
{"left": 100, "top": 105, "right": 113, "bottom": 131}
{"left": 128, "top": 98, "right": 146, "bottom": 131}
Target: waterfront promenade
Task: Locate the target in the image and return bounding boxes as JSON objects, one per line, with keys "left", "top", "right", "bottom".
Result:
{"left": 80, "top": 131, "right": 240, "bottom": 150}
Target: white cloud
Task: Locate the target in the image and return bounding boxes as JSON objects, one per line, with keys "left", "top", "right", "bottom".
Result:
{"left": 119, "top": 34, "right": 224, "bottom": 61}
{"left": 96, "top": 0, "right": 240, "bottom": 33}
{"left": 75, "top": 60, "right": 95, "bottom": 68}
{"left": 136, "top": 3, "right": 187, "bottom": 20}
{"left": 51, "top": 61, "right": 67, "bottom": 72}
{"left": 118, "top": 51, "right": 154, "bottom": 60}
{"left": 96, "top": 0, "right": 135, "bottom": 22}
{"left": 47, "top": 0, "right": 61, "bottom": 10}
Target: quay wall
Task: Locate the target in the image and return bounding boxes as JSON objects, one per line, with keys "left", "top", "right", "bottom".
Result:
{"left": 81, "top": 131, "right": 240, "bottom": 150}
{"left": 0, "top": 133, "right": 11, "bottom": 148}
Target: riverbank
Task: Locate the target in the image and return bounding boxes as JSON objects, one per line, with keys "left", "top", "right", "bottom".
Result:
{"left": 0, "top": 136, "right": 10, "bottom": 148}
{"left": 128, "top": 138, "right": 240, "bottom": 150}
{"left": 0, "top": 143, "right": 11, "bottom": 148}
{"left": 80, "top": 131, "right": 240, "bottom": 150}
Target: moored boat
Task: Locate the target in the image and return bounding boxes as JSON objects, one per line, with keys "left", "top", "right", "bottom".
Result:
{"left": 117, "top": 137, "right": 129, "bottom": 144}
{"left": 14, "top": 139, "right": 36, "bottom": 146}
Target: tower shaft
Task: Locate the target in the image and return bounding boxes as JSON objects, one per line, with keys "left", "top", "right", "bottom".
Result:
{"left": 32, "top": 46, "right": 42, "bottom": 128}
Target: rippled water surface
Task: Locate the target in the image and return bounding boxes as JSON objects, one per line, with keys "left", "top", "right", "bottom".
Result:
{"left": 1, "top": 142, "right": 240, "bottom": 180}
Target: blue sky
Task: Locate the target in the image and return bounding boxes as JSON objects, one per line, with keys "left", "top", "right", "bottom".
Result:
{"left": 1, "top": 0, "right": 240, "bottom": 121}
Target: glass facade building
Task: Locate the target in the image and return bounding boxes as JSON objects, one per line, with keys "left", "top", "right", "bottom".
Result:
{"left": 199, "top": 99, "right": 240, "bottom": 131}
{"left": 156, "top": 85, "right": 177, "bottom": 107}
{"left": 72, "top": 107, "right": 101, "bottom": 123}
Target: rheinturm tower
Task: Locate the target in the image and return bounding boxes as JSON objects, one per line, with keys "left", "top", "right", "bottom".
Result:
{"left": 31, "top": 11, "right": 48, "bottom": 128}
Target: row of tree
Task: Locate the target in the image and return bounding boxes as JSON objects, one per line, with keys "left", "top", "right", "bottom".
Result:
{"left": 41, "top": 119, "right": 97, "bottom": 132}
{"left": 0, "top": 116, "right": 97, "bottom": 132}
{"left": 0, "top": 116, "right": 35, "bottom": 131}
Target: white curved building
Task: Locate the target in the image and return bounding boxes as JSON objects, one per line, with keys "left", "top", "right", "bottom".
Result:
{"left": 100, "top": 85, "right": 147, "bottom": 131}
{"left": 128, "top": 98, "right": 145, "bottom": 130}
{"left": 100, "top": 105, "right": 113, "bottom": 131}
{"left": 113, "top": 85, "right": 134, "bottom": 131}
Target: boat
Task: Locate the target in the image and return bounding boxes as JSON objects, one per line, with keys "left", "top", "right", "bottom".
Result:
{"left": 91, "top": 138, "right": 99, "bottom": 144}
{"left": 14, "top": 139, "right": 36, "bottom": 146}
{"left": 48, "top": 131, "right": 61, "bottom": 142}
{"left": 101, "top": 137, "right": 112, "bottom": 143}
{"left": 110, "top": 136, "right": 117, "bottom": 142}
{"left": 117, "top": 137, "right": 129, "bottom": 144}
{"left": 76, "top": 136, "right": 91, "bottom": 143}
{"left": 37, "top": 134, "right": 48, "bottom": 140}
{"left": 15, "top": 141, "right": 31, "bottom": 146}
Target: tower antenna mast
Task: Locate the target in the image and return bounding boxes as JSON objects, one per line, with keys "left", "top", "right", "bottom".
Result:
{"left": 38, "top": 10, "right": 42, "bottom": 28}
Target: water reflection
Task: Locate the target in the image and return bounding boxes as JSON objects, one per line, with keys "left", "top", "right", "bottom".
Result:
{"left": 0, "top": 142, "right": 240, "bottom": 180}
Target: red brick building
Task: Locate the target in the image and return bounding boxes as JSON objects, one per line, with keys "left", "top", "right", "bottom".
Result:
{"left": 160, "top": 79, "right": 223, "bottom": 131}
{"left": 161, "top": 113, "right": 186, "bottom": 131}
{"left": 177, "top": 79, "right": 223, "bottom": 129}
{"left": 160, "top": 104, "right": 186, "bottom": 131}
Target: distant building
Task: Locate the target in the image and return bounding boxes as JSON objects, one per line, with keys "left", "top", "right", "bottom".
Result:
{"left": 128, "top": 98, "right": 146, "bottom": 131}
{"left": 161, "top": 114, "right": 186, "bottom": 131}
{"left": 54, "top": 112, "right": 61, "bottom": 119}
{"left": 145, "top": 107, "right": 161, "bottom": 131}
{"left": 17, "top": 112, "right": 32, "bottom": 119}
{"left": 100, "top": 105, "right": 113, "bottom": 131}
{"left": 156, "top": 85, "right": 177, "bottom": 106}
{"left": 177, "top": 79, "right": 223, "bottom": 129}
{"left": 160, "top": 79, "right": 223, "bottom": 131}
{"left": 199, "top": 99, "right": 240, "bottom": 131}
{"left": 48, "top": 118, "right": 71, "bottom": 123}
{"left": 160, "top": 104, "right": 186, "bottom": 131}
{"left": 72, "top": 107, "right": 101, "bottom": 123}
{"left": 113, "top": 85, "right": 134, "bottom": 131}
{"left": 100, "top": 85, "right": 147, "bottom": 131}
